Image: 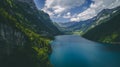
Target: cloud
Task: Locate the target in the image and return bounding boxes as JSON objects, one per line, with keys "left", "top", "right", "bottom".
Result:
{"left": 70, "top": 0, "right": 120, "bottom": 21}
{"left": 42, "top": 0, "right": 120, "bottom": 22}
{"left": 42, "top": 0, "right": 86, "bottom": 17}
{"left": 63, "top": 12, "right": 72, "bottom": 18}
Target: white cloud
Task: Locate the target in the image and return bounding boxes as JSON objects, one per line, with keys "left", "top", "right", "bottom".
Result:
{"left": 42, "top": 0, "right": 86, "bottom": 17}
{"left": 53, "top": 6, "right": 65, "bottom": 14}
{"left": 70, "top": 0, "right": 120, "bottom": 21}
{"left": 63, "top": 12, "right": 72, "bottom": 18}
{"left": 70, "top": 17, "right": 80, "bottom": 22}
{"left": 42, "top": 0, "right": 120, "bottom": 22}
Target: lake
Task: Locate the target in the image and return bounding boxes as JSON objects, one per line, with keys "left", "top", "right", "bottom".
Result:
{"left": 50, "top": 35, "right": 120, "bottom": 67}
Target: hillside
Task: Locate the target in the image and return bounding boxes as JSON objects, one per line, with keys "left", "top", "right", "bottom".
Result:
{"left": 0, "top": 0, "right": 61, "bottom": 67}
{"left": 57, "top": 7, "right": 120, "bottom": 35}
{"left": 82, "top": 9, "right": 120, "bottom": 45}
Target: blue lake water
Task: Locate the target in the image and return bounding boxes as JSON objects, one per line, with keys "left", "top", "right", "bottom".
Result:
{"left": 50, "top": 35, "right": 120, "bottom": 67}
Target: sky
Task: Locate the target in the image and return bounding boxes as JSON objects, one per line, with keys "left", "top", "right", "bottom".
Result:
{"left": 34, "top": 0, "right": 120, "bottom": 22}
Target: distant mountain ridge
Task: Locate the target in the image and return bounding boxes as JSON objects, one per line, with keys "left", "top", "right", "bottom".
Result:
{"left": 57, "top": 6, "right": 120, "bottom": 35}
{"left": 82, "top": 6, "right": 120, "bottom": 44}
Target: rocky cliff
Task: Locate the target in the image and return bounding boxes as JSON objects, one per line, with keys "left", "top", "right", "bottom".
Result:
{"left": 0, "top": 0, "right": 61, "bottom": 67}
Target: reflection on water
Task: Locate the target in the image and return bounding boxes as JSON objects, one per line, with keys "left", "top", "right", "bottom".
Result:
{"left": 50, "top": 35, "right": 120, "bottom": 67}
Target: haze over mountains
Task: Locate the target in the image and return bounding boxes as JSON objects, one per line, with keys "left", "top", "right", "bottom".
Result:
{"left": 0, "top": 0, "right": 120, "bottom": 67}
{"left": 56, "top": 6, "right": 120, "bottom": 35}
{"left": 53, "top": 5, "right": 120, "bottom": 44}
{"left": 35, "top": 0, "right": 120, "bottom": 22}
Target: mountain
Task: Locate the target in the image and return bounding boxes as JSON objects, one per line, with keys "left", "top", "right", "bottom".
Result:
{"left": 57, "top": 20, "right": 94, "bottom": 35}
{"left": 0, "top": 0, "right": 61, "bottom": 67}
{"left": 82, "top": 7, "right": 120, "bottom": 44}
{"left": 58, "top": 6, "right": 120, "bottom": 35}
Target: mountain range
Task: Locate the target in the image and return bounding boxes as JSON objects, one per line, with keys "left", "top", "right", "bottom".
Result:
{"left": 82, "top": 6, "right": 120, "bottom": 44}
{"left": 0, "top": 0, "right": 120, "bottom": 67}
{"left": 57, "top": 6, "right": 120, "bottom": 35}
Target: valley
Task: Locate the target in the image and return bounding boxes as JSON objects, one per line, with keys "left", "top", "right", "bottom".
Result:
{"left": 0, "top": 0, "right": 120, "bottom": 67}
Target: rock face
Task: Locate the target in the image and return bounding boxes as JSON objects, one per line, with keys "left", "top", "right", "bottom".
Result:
{"left": 0, "top": 0, "right": 61, "bottom": 67}
{"left": 0, "top": 20, "right": 27, "bottom": 56}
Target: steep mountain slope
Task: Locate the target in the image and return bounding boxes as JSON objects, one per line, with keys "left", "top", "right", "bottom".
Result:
{"left": 82, "top": 9, "right": 120, "bottom": 44}
{"left": 0, "top": 0, "right": 61, "bottom": 67}
{"left": 58, "top": 7, "right": 120, "bottom": 35}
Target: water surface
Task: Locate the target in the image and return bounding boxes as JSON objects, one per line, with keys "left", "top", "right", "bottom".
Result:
{"left": 50, "top": 35, "right": 120, "bottom": 67}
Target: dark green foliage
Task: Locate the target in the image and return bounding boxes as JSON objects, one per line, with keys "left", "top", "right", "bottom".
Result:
{"left": 0, "top": 0, "right": 61, "bottom": 67}
{"left": 83, "top": 10, "right": 120, "bottom": 44}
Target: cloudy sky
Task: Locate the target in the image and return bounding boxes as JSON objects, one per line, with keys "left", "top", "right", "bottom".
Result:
{"left": 34, "top": 0, "right": 120, "bottom": 22}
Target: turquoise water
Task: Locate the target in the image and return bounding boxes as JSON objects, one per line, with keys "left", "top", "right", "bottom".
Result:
{"left": 50, "top": 35, "right": 120, "bottom": 67}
